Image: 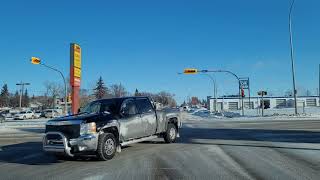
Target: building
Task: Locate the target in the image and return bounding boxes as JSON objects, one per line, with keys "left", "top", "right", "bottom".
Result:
{"left": 207, "top": 96, "right": 320, "bottom": 112}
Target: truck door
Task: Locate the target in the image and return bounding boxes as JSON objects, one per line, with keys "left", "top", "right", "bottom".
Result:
{"left": 135, "top": 98, "right": 157, "bottom": 137}
{"left": 119, "top": 99, "right": 144, "bottom": 140}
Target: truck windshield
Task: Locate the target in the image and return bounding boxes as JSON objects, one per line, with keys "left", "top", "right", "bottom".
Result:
{"left": 81, "top": 100, "right": 117, "bottom": 115}
{"left": 81, "top": 102, "right": 101, "bottom": 114}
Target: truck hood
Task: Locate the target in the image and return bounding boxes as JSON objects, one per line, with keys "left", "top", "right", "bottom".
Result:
{"left": 47, "top": 113, "right": 114, "bottom": 125}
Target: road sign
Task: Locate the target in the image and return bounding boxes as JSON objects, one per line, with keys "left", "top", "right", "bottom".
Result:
{"left": 239, "top": 79, "right": 249, "bottom": 89}
{"left": 184, "top": 68, "right": 198, "bottom": 74}
{"left": 258, "top": 91, "right": 267, "bottom": 96}
{"left": 31, "top": 57, "right": 41, "bottom": 64}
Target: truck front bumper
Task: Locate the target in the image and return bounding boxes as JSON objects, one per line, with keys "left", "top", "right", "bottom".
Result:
{"left": 43, "top": 132, "right": 98, "bottom": 157}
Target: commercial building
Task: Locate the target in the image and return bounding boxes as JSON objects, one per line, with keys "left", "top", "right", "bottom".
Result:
{"left": 207, "top": 96, "right": 320, "bottom": 112}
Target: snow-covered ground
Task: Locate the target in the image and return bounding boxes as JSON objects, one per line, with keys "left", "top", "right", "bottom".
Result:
{"left": 188, "top": 107, "right": 320, "bottom": 122}
{"left": 0, "top": 118, "right": 48, "bottom": 136}
{"left": 0, "top": 118, "right": 48, "bottom": 128}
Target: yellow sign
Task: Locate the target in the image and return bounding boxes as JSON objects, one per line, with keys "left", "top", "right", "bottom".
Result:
{"left": 73, "top": 44, "right": 81, "bottom": 69}
{"left": 184, "top": 68, "right": 198, "bottom": 74}
{"left": 31, "top": 57, "right": 41, "bottom": 65}
{"left": 74, "top": 67, "right": 81, "bottom": 78}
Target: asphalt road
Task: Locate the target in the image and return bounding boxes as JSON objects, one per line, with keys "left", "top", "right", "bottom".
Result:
{"left": 0, "top": 116, "right": 320, "bottom": 180}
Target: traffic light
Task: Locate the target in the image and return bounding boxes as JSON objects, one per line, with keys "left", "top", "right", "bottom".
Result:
{"left": 183, "top": 68, "right": 198, "bottom": 74}
{"left": 241, "top": 88, "right": 245, "bottom": 97}
{"left": 31, "top": 57, "right": 41, "bottom": 64}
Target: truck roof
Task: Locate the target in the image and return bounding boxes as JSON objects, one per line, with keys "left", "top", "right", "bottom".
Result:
{"left": 93, "top": 96, "right": 151, "bottom": 103}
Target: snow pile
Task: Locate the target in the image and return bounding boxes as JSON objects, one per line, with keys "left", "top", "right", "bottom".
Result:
{"left": 191, "top": 109, "right": 241, "bottom": 119}
{"left": 190, "top": 107, "right": 320, "bottom": 120}
{"left": 0, "top": 118, "right": 48, "bottom": 129}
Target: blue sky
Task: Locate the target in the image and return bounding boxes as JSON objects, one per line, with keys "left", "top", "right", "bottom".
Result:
{"left": 0, "top": 0, "right": 319, "bottom": 103}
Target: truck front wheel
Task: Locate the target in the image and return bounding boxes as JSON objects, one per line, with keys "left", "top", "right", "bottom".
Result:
{"left": 97, "top": 133, "right": 116, "bottom": 161}
{"left": 164, "top": 123, "right": 177, "bottom": 143}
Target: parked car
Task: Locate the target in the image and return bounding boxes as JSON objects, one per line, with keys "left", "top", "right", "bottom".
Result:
{"left": 33, "top": 110, "right": 42, "bottom": 119}
{"left": 43, "top": 96, "right": 182, "bottom": 161}
{"left": 14, "top": 111, "right": 34, "bottom": 120}
{"left": 44, "top": 109, "right": 61, "bottom": 118}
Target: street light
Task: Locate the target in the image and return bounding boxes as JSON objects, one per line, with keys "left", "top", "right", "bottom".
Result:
{"left": 201, "top": 73, "right": 218, "bottom": 112}
{"left": 30, "top": 57, "right": 68, "bottom": 115}
{"left": 289, "top": 0, "right": 298, "bottom": 115}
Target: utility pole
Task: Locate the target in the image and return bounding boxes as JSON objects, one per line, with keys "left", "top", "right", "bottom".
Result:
{"left": 289, "top": 0, "right": 298, "bottom": 115}
{"left": 16, "top": 82, "right": 30, "bottom": 109}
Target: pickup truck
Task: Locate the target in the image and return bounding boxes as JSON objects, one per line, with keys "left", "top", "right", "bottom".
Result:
{"left": 43, "top": 96, "right": 182, "bottom": 160}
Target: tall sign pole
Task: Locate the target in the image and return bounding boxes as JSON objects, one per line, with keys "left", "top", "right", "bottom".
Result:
{"left": 16, "top": 82, "right": 30, "bottom": 109}
{"left": 70, "top": 43, "right": 82, "bottom": 114}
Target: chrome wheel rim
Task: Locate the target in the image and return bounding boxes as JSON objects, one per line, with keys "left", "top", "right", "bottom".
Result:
{"left": 169, "top": 127, "right": 176, "bottom": 140}
{"left": 104, "top": 138, "right": 115, "bottom": 156}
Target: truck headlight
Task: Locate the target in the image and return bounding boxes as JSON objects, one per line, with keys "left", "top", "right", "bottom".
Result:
{"left": 80, "top": 122, "right": 97, "bottom": 135}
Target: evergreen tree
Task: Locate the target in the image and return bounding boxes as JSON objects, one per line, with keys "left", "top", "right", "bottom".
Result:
{"left": 134, "top": 89, "right": 140, "bottom": 96}
{"left": 94, "top": 76, "right": 108, "bottom": 99}
{"left": 10, "top": 91, "right": 20, "bottom": 108}
{"left": 23, "top": 89, "right": 30, "bottom": 107}
{"left": 0, "top": 84, "right": 10, "bottom": 107}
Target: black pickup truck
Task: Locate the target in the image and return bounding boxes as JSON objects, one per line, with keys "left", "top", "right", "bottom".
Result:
{"left": 43, "top": 96, "right": 182, "bottom": 160}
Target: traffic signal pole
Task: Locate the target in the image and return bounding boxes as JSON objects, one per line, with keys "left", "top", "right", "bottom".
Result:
{"left": 201, "top": 70, "right": 244, "bottom": 116}
{"left": 182, "top": 68, "right": 245, "bottom": 116}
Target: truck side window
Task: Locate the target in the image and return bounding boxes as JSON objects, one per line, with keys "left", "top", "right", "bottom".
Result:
{"left": 136, "top": 98, "right": 154, "bottom": 114}
{"left": 120, "top": 99, "right": 138, "bottom": 117}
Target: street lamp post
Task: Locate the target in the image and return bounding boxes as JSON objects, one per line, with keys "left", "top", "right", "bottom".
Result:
{"left": 201, "top": 74, "right": 218, "bottom": 112}
{"left": 289, "top": 0, "right": 298, "bottom": 115}
{"left": 31, "top": 57, "right": 68, "bottom": 115}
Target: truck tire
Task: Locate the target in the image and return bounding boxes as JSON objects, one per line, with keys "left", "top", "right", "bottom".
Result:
{"left": 164, "top": 123, "right": 177, "bottom": 143}
{"left": 97, "top": 133, "right": 116, "bottom": 161}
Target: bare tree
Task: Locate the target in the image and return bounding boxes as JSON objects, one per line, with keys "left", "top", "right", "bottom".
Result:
{"left": 44, "top": 81, "right": 63, "bottom": 108}
{"left": 305, "top": 89, "right": 312, "bottom": 96}
{"left": 140, "top": 91, "right": 177, "bottom": 107}
{"left": 110, "top": 83, "right": 128, "bottom": 97}
{"left": 284, "top": 89, "right": 293, "bottom": 97}
{"left": 80, "top": 89, "right": 95, "bottom": 108}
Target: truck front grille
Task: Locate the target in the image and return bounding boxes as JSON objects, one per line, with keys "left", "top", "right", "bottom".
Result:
{"left": 45, "top": 125, "right": 80, "bottom": 139}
